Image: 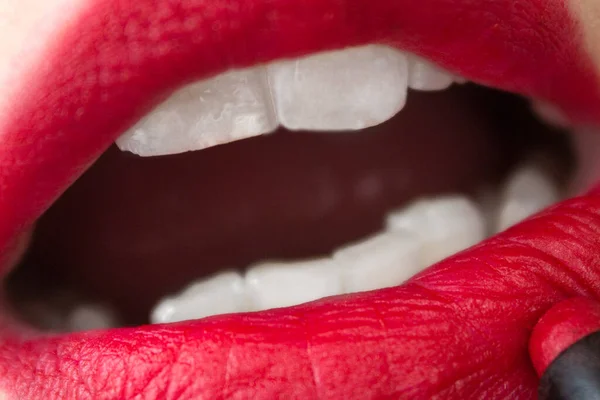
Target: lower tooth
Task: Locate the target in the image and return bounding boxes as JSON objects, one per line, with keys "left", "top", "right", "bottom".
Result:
{"left": 495, "top": 161, "right": 560, "bottom": 233}
{"left": 116, "top": 67, "right": 277, "bottom": 157}
{"left": 333, "top": 232, "right": 421, "bottom": 292}
{"left": 150, "top": 271, "right": 248, "bottom": 324}
{"left": 245, "top": 259, "right": 342, "bottom": 311}
{"left": 386, "top": 196, "right": 486, "bottom": 266}
{"left": 66, "top": 304, "right": 119, "bottom": 332}
{"left": 267, "top": 45, "right": 409, "bottom": 131}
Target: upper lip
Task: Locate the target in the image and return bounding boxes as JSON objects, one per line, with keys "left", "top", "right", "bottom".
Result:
{"left": 1, "top": 0, "right": 600, "bottom": 398}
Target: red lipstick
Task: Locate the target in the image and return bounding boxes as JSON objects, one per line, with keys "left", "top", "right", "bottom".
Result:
{"left": 1, "top": 0, "right": 600, "bottom": 398}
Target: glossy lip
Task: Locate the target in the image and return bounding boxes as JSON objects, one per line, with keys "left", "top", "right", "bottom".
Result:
{"left": 1, "top": 0, "right": 600, "bottom": 398}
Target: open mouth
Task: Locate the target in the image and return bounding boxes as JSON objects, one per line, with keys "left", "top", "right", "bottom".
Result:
{"left": 5, "top": 62, "right": 577, "bottom": 330}
{"left": 2, "top": 0, "right": 600, "bottom": 398}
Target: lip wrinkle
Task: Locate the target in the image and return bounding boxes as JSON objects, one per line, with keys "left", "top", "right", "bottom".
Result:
{"left": 0, "top": 0, "right": 600, "bottom": 398}
{"left": 0, "top": 0, "right": 599, "bottom": 279}
{"left": 1, "top": 189, "right": 600, "bottom": 398}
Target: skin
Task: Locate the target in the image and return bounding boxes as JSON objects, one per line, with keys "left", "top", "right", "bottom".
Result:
{"left": 574, "top": 0, "right": 600, "bottom": 70}
{"left": 4, "top": 0, "right": 600, "bottom": 399}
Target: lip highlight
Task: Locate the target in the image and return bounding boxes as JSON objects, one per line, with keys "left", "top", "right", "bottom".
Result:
{"left": 1, "top": 0, "right": 600, "bottom": 398}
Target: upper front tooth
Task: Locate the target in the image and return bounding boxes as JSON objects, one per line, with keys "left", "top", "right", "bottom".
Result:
{"left": 386, "top": 196, "right": 486, "bottom": 267}
{"left": 245, "top": 258, "right": 342, "bottom": 310}
{"left": 150, "top": 271, "right": 249, "bottom": 324}
{"left": 267, "top": 45, "right": 409, "bottom": 131}
{"left": 333, "top": 231, "right": 421, "bottom": 293}
{"left": 408, "top": 57, "right": 454, "bottom": 91}
{"left": 116, "top": 67, "right": 278, "bottom": 157}
{"left": 495, "top": 162, "right": 560, "bottom": 233}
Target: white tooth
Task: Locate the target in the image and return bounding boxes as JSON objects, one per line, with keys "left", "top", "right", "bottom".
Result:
{"left": 150, "top": 271, "right": 249, "bottom": 324}
{"left": 267, "top": 45, "right": 409, "bottom": 131}
{"left": 66, "top": 304, "right": 119, "bottom": 332}
{"left": 408, "top": 57, "right": 454, "bottom": 91}
{"left": 116, "top": 67, "right": 278, "bottom": 156}
{"left": 246, "top": 258, "right": 342, "bottom": 310}
{"left": 495, "top": 163, "right": 560, "bottom": 233}
{"left": 333, "top": 232, "right": 421, "bottom": 293}
{"left": 386, "top": 196, "right": 486, "bottom": 267}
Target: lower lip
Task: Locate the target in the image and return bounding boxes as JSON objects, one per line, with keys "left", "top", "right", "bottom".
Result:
{"left": 1, "top": 0, "right": 600, "bottom": 397}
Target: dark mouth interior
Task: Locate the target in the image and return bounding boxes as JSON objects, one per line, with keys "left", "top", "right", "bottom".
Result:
{"left": 4, "top": 83, "right": 574, "bottom": 329}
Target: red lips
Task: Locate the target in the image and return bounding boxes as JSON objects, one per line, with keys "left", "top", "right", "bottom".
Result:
{"left": 1, "top": 0, "right": 600, "bottom": 398}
